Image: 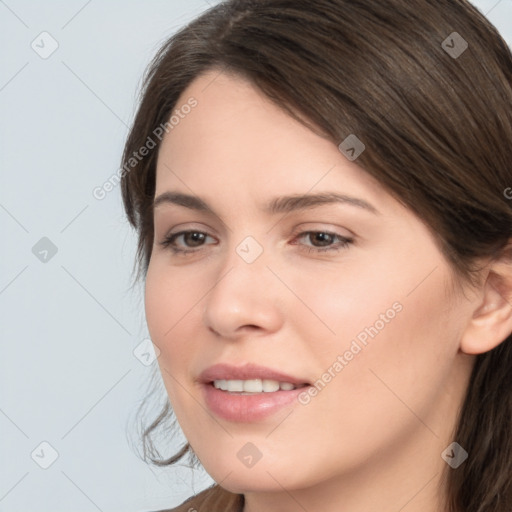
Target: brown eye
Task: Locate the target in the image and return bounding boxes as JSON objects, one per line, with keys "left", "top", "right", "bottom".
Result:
{"left": 292, "top": 231, "right": 354, "bottom": 253}
{"left": 159, "top": 230, "right": 216, "bottom": 254}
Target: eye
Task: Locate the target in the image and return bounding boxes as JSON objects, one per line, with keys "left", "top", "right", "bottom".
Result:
{"left": 159, "top": 230, "right": 216, "bottom": 255}
{"left": 158, "top": 229, "right": 354, "bottom": 256}
{"left": 291, "top": 231, "right": 354, "bottom": 254}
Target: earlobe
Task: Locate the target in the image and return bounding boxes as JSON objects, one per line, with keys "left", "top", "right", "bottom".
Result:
{"left": 460, "top": 256, "right": 512, "bottom": 355}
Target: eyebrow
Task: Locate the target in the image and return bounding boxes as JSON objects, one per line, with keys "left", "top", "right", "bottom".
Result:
{"left": 153, "top": 191, "right": 380, "bottom": 216}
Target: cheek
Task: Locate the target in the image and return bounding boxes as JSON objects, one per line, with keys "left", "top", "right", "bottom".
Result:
{"left": 145, "top": 265, "right": 205, "bottom": 424}
{"left": 296, "top": 249, "right": 453, "bottom": 353}
{"left": 286, "top": 259, "right": 406, "bottom": 346}
{"left": 334, "top": 304, "right": 454, "bottom": 462}
{"left": 291, "top": 257, "right": 458, "bottom": 412}
{"left": 144, "top": 263, "right": 201, "bottom": 370}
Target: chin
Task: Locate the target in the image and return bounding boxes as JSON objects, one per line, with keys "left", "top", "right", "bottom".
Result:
{"left": 202, "top": 454, "right": 316, "bottom": 494}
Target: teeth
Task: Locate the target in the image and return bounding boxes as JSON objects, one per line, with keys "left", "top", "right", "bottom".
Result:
{"left": 212, "top": 379, "right": 299, "bottom": 393}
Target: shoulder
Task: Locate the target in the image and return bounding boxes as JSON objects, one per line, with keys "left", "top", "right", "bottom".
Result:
{"left": 150, "top": 484, "right": 244, "bottom": 512}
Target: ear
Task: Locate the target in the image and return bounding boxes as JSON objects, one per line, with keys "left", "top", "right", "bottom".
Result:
{"left": 460, "top": 244, "right": 512, "bottom": 355}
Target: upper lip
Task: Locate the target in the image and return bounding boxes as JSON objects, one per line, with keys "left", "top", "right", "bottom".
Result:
{"left": 199, "top": 363, "right": 310, "bottom": 385}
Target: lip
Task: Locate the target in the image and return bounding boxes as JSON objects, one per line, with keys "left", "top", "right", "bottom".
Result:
{"left": 199, "top": 363, "right": 311, "bottom": 423}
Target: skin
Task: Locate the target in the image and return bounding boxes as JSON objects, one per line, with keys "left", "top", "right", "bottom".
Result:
{"left": 145, "top": 69, "right": 512, "bottom": 512}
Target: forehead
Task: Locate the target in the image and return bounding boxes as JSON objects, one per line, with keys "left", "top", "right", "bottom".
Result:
{"left": 154, "top": 70, "right": 388, "bottom": 214}
{"left": 158, "top": 69, "right": 329, "bottom": 165}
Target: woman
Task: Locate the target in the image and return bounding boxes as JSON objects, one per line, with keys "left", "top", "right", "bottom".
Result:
{"left": 121, "top": 1, "right": 512, "bottom": 511}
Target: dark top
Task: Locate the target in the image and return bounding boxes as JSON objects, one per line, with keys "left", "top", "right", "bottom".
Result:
{"left": 153, "top": 484, "right": 244, "bottom": 512}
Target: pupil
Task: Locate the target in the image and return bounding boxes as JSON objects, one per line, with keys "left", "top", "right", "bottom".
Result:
{"left": 186, "top": 232, "right": 205, "bottom": 247}
{"left": 314, "top": 233, "right": 331, "bottom": 246}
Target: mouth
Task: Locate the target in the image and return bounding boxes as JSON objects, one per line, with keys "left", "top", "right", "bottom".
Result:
{"left": 198, "top": 363, "right": 312, "bottom": 422}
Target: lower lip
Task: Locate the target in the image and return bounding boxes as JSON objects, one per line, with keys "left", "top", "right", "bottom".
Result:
{"left": 202, "top": 383, "right": 310, "bottom": 422}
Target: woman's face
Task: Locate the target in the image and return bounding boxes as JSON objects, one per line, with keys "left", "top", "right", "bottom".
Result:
{"left": 145, "top": 70, "right": 476, "bottom": 496}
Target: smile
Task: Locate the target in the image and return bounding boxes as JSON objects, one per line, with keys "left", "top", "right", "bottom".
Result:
{"left": 212, "top": 378, "right": 306, "bottom": 393}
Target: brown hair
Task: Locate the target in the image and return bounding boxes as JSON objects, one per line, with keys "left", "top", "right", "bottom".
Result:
{"left": 121, "top": 1, "right": 512, "bottom": 510}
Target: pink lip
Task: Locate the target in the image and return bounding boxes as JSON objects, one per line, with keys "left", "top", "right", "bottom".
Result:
{"left": 198, "top": 363, "right": 311, "bottom": 423}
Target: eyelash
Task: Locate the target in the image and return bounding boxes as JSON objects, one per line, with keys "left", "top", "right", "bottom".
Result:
{"left": 158, "top": 230, "right": 354, "bottom": 256}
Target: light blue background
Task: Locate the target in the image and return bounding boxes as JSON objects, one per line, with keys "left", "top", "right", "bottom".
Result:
{"left": 1, "top": 1, "right": 511, "bottom": 510}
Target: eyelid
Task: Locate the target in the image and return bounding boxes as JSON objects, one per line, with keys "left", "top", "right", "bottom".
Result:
{"left": 289, "top": 222, "right": 355, "bottom": 239}
{"left": 157, "top": 221, "right": 219, "bottom": 240}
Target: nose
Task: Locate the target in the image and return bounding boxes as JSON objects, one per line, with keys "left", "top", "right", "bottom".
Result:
{"left": 202, "top": 243, "right": 284, "bottom": 340}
